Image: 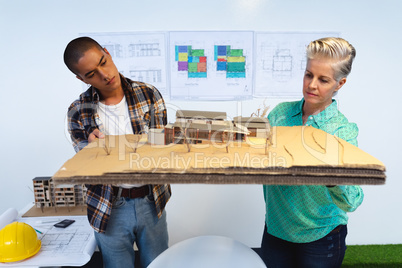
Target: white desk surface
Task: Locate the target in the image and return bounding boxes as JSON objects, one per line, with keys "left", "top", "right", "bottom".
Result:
{"left": 0, "top": 204, "right": 96, "bottom": 268}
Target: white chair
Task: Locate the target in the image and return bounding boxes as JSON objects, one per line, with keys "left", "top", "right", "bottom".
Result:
{"left": 147, "top": 235, "right": 266, "bottom": 268}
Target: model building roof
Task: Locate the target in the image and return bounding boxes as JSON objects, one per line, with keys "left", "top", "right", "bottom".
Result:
{"left": 176, "top": 110, "right": 227, "bottom": 120}
{"left": 172, "top": 121, "right": 247, "bottom": 134}
{"left": 33, "top": 176, "right": 52, "bottom": 182}
{"left": 234, "top": 116, "right": 270, "bottom": 129}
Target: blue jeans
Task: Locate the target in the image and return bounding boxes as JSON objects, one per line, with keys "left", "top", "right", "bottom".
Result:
{"left": 94, "top": 195, "right": 168, "bottom": 268}
{"left": 260, "top": 224, "right": 347, "bottom": 268}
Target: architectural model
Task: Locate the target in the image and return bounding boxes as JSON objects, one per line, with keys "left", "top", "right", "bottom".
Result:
{"left": 52, "top": 109, "right": 386, "bottom": 186}
{"left": 33, "top": 177, "right": 86, "bottom": 209}
{"left": 148, "top": 110, "right": 271, "bottom": 146}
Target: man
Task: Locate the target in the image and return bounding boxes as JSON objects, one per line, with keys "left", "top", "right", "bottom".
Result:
{"left": 64, "top": 36, "right": 171, "bottom": 268}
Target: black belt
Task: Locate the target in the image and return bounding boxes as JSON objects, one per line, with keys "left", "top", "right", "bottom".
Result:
{"left": 330, "top": 225, "right": 343, "bottom": 234}
{"left": 112, "top": 185, "right": 151, "bottom": 199}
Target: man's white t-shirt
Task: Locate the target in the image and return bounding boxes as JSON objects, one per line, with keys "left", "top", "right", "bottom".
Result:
{"left": 97, "top": 96, "right": 142, "bottom": 188}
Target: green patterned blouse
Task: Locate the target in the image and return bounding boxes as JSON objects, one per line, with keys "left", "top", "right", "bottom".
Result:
{"left": 264, "top": 99, "right": 364, "bottom": 243}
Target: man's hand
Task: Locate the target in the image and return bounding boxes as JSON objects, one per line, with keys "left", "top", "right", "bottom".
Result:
{"left": 88, "top": 129, "right": 105, "bottom": 143}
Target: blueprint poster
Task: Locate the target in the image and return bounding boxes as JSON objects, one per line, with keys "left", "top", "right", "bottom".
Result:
{"left": 254, "top": 32, "right": 339, "bottom": 98}
{"left": 169, "top": 31, "right": 254, "bottom": 100}
{"left": 81, "top": 32, "right": 168, "bottom": 97}
{"left": 79, "top": 31, "right": 339, "bottom": 100}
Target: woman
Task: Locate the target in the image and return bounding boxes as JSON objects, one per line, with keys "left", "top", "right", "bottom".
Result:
{"left": 260, "top": 37, "right": 364, "bottom": 268}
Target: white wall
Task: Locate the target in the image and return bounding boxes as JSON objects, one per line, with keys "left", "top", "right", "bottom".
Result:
{"left": 1, "top": 0, "right": 401, "bottom": 246}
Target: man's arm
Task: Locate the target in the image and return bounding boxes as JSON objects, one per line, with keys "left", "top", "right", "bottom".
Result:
{"left": 67, "top": 103, "right": 87, "bottom": 152}
{"left": 67, "top": 102, "right": 102, "bottom": 152}
{"left": 148, "top": 85, "right": 167, "bottom": 129}
{"left": 88, "top": 129, "right": 104, "bottom": 143}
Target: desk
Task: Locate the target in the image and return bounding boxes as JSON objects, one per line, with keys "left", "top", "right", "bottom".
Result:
{"left": 0, "top": 205, "right": 96, "bottom": 267}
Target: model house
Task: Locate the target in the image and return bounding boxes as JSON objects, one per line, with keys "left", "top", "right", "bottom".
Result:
{"left": 148, "top": 110, "right": 271, "bottom": 145}
{"left": 233, "top": 116, "right": 271, "bottom": 140}
{"left": 33, "top": 177, "right": 87, "bottom": 208}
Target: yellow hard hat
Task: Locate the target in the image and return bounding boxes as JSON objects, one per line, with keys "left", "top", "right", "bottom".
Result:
{"left": 0, "top": 222, "right": 41, "bottom": 263}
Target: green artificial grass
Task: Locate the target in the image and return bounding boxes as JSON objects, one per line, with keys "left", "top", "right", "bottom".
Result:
{"left": 342, "top": 244, "right": 402, "bottom": 267}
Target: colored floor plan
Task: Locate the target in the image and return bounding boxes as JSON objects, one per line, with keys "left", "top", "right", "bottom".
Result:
{"left": 81, "top": 31, "right": 338, "bottom": 100}
{"left": 215, "top": 45, "right": 246, "bottom": 78}
{"left": 175, "top": 45, "right": 207, "bottom": 78}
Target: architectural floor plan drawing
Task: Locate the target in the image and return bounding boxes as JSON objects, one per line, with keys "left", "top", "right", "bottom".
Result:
{"left": 175, "top": 45, "right": 208, "bottom": 78}
{"left": 214, "top": 45, "right": 246, "bottom": 78}
{"left": 81, "top": 32, "right": 168, "bottom": 97}
{"left": 78, "top": 31, "right": 342, "bottom": 100}
{"left": 169, "top": 31, "right": 254, "bottom": 100}
{"left": 254, "top": 32, "right": 339, "bottom": 98}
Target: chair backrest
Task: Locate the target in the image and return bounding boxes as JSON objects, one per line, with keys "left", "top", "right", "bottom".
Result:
{"left": 147, "top": 235, "right": 266, "bottom": 268}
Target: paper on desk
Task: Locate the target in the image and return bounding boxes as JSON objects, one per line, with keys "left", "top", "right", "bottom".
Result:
{"left": 0, "top": 215, "right": 96, "bottom": 267}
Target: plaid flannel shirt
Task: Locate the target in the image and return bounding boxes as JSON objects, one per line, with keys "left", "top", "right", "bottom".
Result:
{"left": 67, "top": 75, "right": 171, "bottom": 233}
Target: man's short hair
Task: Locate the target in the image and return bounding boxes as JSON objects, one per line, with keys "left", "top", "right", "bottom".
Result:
{"left": 64, "top": 37, "right": 104, "bottom": 75}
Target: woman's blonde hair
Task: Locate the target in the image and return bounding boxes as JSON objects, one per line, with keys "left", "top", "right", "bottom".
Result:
{"left": 306, "top": 37, "right": 356, "bottom": 81}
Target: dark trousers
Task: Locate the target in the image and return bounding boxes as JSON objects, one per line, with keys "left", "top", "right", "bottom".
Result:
{"left": 260, "top": 224, "right": 347, "bottom": 268}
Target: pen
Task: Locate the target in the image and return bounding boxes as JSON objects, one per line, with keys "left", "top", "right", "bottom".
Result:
{"left": 35, "top": 220, "right": 60, "bottom": 224}
{"left": 34, "top": 228, "right": 43, "bottom": 234}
